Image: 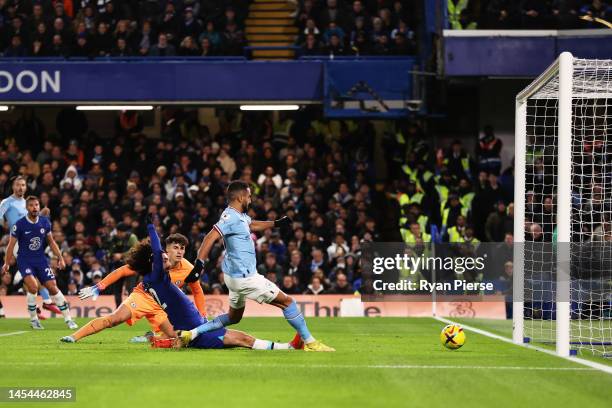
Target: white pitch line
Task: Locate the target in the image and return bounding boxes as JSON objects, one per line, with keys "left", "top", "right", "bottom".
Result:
{"left": 434, "top": 316, "right": 612, "bottom": 375}
{"left": 0, "top": 331, "right": 27, "bottom": 337}
{"left": 3, "top": 361, "right": 596, "bottom": 371}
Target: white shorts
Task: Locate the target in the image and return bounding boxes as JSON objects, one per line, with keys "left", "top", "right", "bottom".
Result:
{"left": 224, "top": 273, "right": 281, "bottom": 309}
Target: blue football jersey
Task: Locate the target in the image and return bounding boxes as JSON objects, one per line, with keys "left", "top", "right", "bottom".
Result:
{"left": 0, "top": 196, "right": 27, "bottom": 229}
{"left": 143, "top": 224, "right": 206, "bottom": 331}
{"left": 11, "top": 216, "right": 52, "bottom": 260}
{"left": 214, "top": 206, "right": 257, "bottom": 278}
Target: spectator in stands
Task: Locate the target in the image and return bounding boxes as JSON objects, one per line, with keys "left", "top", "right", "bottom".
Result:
{"left": 111, "top": 37, "right": 132, "bottom": 57}
{"left": 132, "top": 19, "right": 155, "bottom": 56}
{"left": 92, "top": 22, "right": 113, "bottom": 56}
{"left": 199, "top": 21, "right": 222, "bottom": 51}
{"left": 178, "top": 36, "right": 199, "bottom": 56}
{"left": 520, "top": 0, "right": 549, "bottom": 29}
{"left": 304, "top": 276, "right": 325, "bottom": 295}
{"left": 476, "top": 125, "right": 503, "bottom": 175}
{"left": 280, "top": 275, "right": 301, "bottom": 294}
{"left": 48, "top": 34, "right": 70, "bottom": 57}
{"left": 300, "top": 18, "right": 321, "bottom": 44}
{"left": 323, "top": 33, "right": 346, "bottom": 56}
{"left": 329, "top": 272, "right": 353, "bottom": 294}
{"left": 4, "top": 35, "right": 27, "bottom": 56}
{"left": 580, "top": 0, "right": 612, "bottom": 27}
{"left": 180, "top": 7, "right": 202, "bottom": 40}
{"left": 159, "top": 2, "right": 180, "bottom": 43}
{"left": 319, "top": 0, "right": 346, "bottom": 30}
{"left": 301, "top": 33, "right": 322, "bottom": 56}
{"left": 149, "top": 33, "right": 176, "bottom": 57}
{"left": 73, "top": 34, "right": 93, "bottom": 57}
{"left": 322, "top": 21, "right": 345, "bottom": 45}
{"left": 258, "top": 252, "right": 284, "bottom": 283}
{"left": 482, "top": 0, "right": 518, "bottom": 29}
{"left": 223, "top": 21, "right": 245, "bottom": 56}
{"left": 199, "top": 37, "right": 216, "bottom": 56}
{"left": 485, "top": 200, "right": 512, "bottom": 242}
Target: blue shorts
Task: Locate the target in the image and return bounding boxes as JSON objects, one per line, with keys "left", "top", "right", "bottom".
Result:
{"left": 189, "top": 327, "right": 226, "bottom": 349}
{"left": 18, "top": 260, "right": 55, "bottom": 284}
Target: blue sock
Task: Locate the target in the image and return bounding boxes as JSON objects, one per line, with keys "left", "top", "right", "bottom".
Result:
{"left": 283, "top": 301, "right": 315, "bottom": 343}
{"left": 39, "top": 287, "right": 51, "bottom": 303}
{"left": 195, "top": 313, "right": 231, "bottom": 336}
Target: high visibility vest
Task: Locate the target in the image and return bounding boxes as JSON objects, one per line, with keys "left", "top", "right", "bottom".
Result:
{"left": 457, "top": 236, "right": 480, "bottom": 250}
{"left": 273, "top": 119, "right": 294, "bottom": 137}
{"left": 448, "top": 0, "right": 470, "bottom": 29}
{"left": 460, "top": 192, "right": 475, "bottom": 211}
{"left": 417, "top": 215, "right": 428, "bottom": 234}
{"left": 447, "top": 226, "right": 464, "bottom": 243}
{"left": 436, "top": 185, "right": 449, "bottom": 210}
{"left": 398, "top": 215, "right": 428, "bottom": 233}
{"left": 442, "top": 206, "right": 468, "bottom": 227}
{"left": 401, "top": 229, "right": 431, "bottom": 244}
{"left": 443, "top": 155, "right": 471, "bottom": 173}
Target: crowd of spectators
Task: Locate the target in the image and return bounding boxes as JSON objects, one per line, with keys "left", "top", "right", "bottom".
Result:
{"left": 0, "top": 106, "right": 515, "bottom": 303}
{"left": 296, "top": 0, "right": 418, "bottom": 56}
{"left": 0, "top": 0, "right": 249, "bottom": 58}
{"left": 449, "top": 0, "right": 611, "bottom": 30}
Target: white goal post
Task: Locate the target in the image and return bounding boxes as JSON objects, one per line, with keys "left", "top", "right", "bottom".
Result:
{"left": 514, "top": 52, "right": 612, "bottom": 358}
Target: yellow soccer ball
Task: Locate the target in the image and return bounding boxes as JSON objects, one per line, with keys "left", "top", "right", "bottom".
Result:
{"left": 440, "top": 324, "right": 466, "bottom": 350}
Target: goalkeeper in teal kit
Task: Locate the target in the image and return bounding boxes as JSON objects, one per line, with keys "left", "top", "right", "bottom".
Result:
{"left": 178, "top": 180, "right": 335, "bottom": 352}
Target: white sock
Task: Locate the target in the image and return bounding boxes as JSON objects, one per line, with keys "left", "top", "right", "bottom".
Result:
{"left": 26, "top": 292, "right": 37, "bottom": 320}
{"left": 51, "top": 292, "right": 72, "bottom": 321}
{"left": 252, "top": 339, "right": 272, "bottom": 350}
{"left": 0, "top": 307, "right": 5, "bottom": 315}
{"left": 252, "top": 339, "right": 292, "bottom": 350}
{"left": 190, "top": 329, "right": 199, "bottom": 340}
{"left": 272, "top": 342, "right": 292, "bottom": 350}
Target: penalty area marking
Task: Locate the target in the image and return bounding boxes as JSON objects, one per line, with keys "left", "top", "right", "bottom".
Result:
{"left": 0, "top": 331, "right": 27, "bottom": 337}
{"left": 434, "top": 316, "right": 612, "bottom": 375}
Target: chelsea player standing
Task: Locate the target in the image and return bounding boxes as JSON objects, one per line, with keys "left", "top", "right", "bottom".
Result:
{"left": 2, "top": 196, "right": 78, "bottom": 330}
{"left": 179, "top": 180, "right": 334, "bottom": 351}
{"left": 0, "top": 176, "right": 61, "bottom": 318}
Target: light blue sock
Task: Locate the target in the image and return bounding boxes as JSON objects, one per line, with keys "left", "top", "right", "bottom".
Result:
{"left": 283, "top": 301, "right": 315, "bottom": 343}
{"left": 194, "top": 314, "right": 231, "bottom": 337}
{"left": 39, "top": 287, "right": 51, "bottom": 303}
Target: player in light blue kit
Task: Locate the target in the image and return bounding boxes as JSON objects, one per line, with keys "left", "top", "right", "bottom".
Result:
{"left": 0, "top": 176, "right": 61, "bottom": 318}
{"left": 178, "top": 180, "right": 334, "bottom": 351}
{"left": 2, "top": 195, "right": 78, "bottom": 330}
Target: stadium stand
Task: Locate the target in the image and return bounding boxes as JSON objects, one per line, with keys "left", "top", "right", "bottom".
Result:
{"left": 0, "top": 0, "right": 422, "bottom": 58}
{"left": 0, "top": 107, "right": 514, "bottom": 301}
{"left": 448, "top": 0, "right": 611, "bottom": 30}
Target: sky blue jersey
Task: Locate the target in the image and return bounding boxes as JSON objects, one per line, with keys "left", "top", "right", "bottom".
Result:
{"left": 213, "top": 206, "right": 257, "bottom": 278}
{"left": 0, "top": 195, "right": 27, "bottom": 229}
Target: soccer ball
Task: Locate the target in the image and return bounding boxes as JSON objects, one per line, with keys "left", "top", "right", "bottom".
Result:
{"left": 440, "top": 324, "right": 465, "bottom": 350}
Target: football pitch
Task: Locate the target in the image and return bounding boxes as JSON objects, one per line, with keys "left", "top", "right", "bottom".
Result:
{"left": 0, "top": 317, "right": 610, "bottom": 408}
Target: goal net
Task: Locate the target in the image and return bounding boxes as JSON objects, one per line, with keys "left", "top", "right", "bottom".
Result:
{"left": 514, "top": 53, "right": 612, "bottom": 358}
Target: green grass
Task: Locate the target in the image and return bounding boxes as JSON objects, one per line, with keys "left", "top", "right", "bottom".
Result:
{"left": 451, "top": 317, "right": 612, "bottom": 366}
{"left": 0, "top": 317, "right": 611, "bottom": 408}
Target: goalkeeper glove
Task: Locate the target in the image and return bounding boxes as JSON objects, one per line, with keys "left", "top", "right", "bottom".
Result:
{"left": 146, "top": 213, "right": 155, "bottom": 225}
{"left": 185, "top": 259, "right": 206, "bottom": 283}
{"left": 274, "top": 216, "right": 292, "bottom": 229}
{"left": 78, "top": 285, "right": 100, "bottom": 301}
